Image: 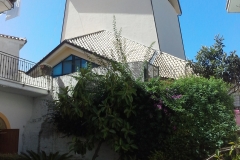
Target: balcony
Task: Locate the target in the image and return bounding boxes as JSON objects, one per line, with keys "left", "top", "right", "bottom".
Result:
{"left": 0, "top": 51, "right": 52, "bottom": 97}
{"left": 0, "top": 0, "right": 15, "bottom": 13}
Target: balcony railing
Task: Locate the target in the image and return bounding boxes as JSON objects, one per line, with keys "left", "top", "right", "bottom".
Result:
{"left": 0, "top": 51, "right": 52, "bottom": 90}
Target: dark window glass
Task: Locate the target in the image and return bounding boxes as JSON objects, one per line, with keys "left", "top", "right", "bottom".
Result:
{"left": 81, "top": 59, "right": 87, "bottom": 68}
{"left": 63, "top": 61, "right": 72, "bottom": 74}
{"left": 92, "top": 63, "right": 99, "bottom": 68}
{"left": 53, "top": 63, "right": 62, "bottom": 77}
{"left": 65, "top": 56, "right": 72, "bottom": 61}
{"left": 74, "top": 60, "right": 81, "bottom": 72}
{"left": 52, "top": 55, "right": 98, "bottom": 77}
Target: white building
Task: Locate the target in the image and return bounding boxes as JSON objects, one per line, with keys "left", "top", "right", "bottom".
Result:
{"left": 0, "top": 34, "right": 51, "bottom": 154}
{"left": 226, "top": 0, "right": 240, "bottom": 12}
{"left": 0, "top": 0, "right": 14, "bottom": 13}
{"left": 61, "top": 0, "right": 186, "bottom": 59}
{"left": 0, "top": 0, "right": 189, "bottom": 159}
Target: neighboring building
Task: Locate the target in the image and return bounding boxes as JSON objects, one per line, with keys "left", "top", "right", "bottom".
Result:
{"left": 0, "top": 34, "right": 26, "bottom": 57}
{"left": 226, "top": 0, "right": 240, "bottom": 12}
{"left": 61, "top": 0, "right": 186, "bottom": 59}
{"left": 0, "top": 0, "right": 15, "bottom": 12}
{"left": 0, "top": 34, "right": 51, "bottom": 154}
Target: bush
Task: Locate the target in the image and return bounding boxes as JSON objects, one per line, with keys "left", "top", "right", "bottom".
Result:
{"left": 20, "top": 150, "right": 72, "bottom": 160}
{"left": 146, "top": 76, "right": 237, "bottom": 160}
{"left": 50, "top": 21, "right": 172, "bottom": 160}
{"left": 0, "top": 154, "right": 24, "bottom": 160}
{"left": 51, "top": 66, "right": 171, "bottom": 160}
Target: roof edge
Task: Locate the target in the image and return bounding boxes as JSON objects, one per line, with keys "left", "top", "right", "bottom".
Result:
{"left": 0, "top": 34, "right": 27, "bottom": 44}
{"left": 60, "top": 0, "right": 68, "bottom": 42}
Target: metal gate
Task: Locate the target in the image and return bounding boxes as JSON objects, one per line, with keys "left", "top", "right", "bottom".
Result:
{"left": 0, "top": 129, "right": 19, "bottom": 154}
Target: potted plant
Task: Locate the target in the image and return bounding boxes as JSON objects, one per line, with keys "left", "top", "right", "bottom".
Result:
{"left": 39, "top": 64, "right": 52, "bottom": 76}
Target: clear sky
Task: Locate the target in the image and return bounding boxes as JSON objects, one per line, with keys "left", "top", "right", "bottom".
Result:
{"left": 0, "top": 0, "right": 240, "bottom": 63}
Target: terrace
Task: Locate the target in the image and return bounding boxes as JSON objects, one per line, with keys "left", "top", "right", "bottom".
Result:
{"left": 0, "top": 51, "right": 51, "bottom": 97}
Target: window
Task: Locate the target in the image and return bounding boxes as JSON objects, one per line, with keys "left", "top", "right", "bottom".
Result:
{"left": 52, "top": 55, "right": 99, "bottom": 77}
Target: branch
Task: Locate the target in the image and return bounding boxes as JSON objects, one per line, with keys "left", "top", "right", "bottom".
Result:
{"left": 228, "top": 84, "right": 240, "bottom": 95}
{"left": 92, "top": 140, "right": 104, "bottom": 160}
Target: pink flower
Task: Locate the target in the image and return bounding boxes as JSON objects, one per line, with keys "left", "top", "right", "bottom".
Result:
{"left": 171, "top": 95, "right": 182, "bottom": 100}
{"left": 157, "top": 104, "right": 162, "bottom": 110}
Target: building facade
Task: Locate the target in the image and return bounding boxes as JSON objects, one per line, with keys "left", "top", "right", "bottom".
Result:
{"left": 61, "top": 0, "right": 185, "bottom": 59}
{"left": 0, "top": 0, "right": 189, "bottom": 158}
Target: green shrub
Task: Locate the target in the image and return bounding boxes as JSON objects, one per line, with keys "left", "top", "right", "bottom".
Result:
{"left": 146, "top": 76, "right": 237, "bottom": 160}
{"left": 52, "top": 74, "right": 236, "bottom": 160}
{"left": 20, "top": 150, "right": 72, "bottom": 160}
{"left": 0, "top": 154, "right": 24, "bottom": 160}
{"left": 148, "top": 150, "right": 169, "bottom": 160}
{"left": 50, "top": 20, "right": 171, "bottom": 160}
{"left": 51, "top": 66, "right": 170, "bottom": 160}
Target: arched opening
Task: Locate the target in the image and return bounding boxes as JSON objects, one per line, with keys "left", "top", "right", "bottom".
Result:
{"left": 0, "top": 112, "right": 18, "bottom": 154}
{"left": 0, "top": 112, "right": 11, "bottom": 129}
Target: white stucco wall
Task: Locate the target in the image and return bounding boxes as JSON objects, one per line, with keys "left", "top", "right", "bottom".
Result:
{"left": 152, "top": 0, "right": 185, "bottom": 59}
{"left": 0, "top": 90, "right": 33, "bottom": 153}
{"left": 0, "top": 37, "right": 23, "bottom": 57}
{"left": 61, "top": 0, "right": 185, "bottom": 59}
{"left": 61, "top": 0, "right": 159, "bottom": 50}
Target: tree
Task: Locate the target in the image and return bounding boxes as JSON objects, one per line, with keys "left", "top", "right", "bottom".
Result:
{"left": 188, "top": 35, "right": 240, "bottom": 94}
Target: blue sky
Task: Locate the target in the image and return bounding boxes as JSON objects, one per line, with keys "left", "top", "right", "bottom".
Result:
{"left": 0, "top": 0, "right": 240, "bottom": 63}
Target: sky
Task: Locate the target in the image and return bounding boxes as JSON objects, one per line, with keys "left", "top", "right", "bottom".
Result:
{"left": 0, "top": 0, "right": 240, "bottom": 63}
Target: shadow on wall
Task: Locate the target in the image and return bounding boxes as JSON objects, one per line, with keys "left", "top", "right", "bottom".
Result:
{"left": 37, "top": 119, "right": 119, "bottom": 159}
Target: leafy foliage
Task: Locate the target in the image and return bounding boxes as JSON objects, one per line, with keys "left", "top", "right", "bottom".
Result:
{"left": 147, "top": 76, "right": 236, "bottom": 160}
{"left": 51, "top": 54, "right": 170, "bottom": 159}
{"left": 148, "top": 150, "right": 168, "bottom": 160}
{"left": 0, "top": 154, "right": 25, "bottom": 160}
{"left": 208, "top": 136, "right": 240, "bottom": 160}
{"left": 20, "top": 150, "right": 72, "bottom": 160}
{"left": 188, "top": 35, "right": 240, "bottom": 94}
{"left": 51, "top": 19, "right": 171, "bottom": 160}
{"left": 21, "top": 151, "right": 72, "bottom": 160}
{"left": 52, "top": 74, "right": 236, "bottom": 160}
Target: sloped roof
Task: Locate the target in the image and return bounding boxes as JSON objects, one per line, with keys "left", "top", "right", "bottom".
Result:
{"left": 153, "top": 52, "right": 192, "bottom": 79}
{"left": 31, "top": 30, "right": 190, "bottom": 79}
{"left": 66, "top": 30, "right": 155, "bottom": 63}
{"left": 66, "top": 30, "right": 190, "bottom": 78}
